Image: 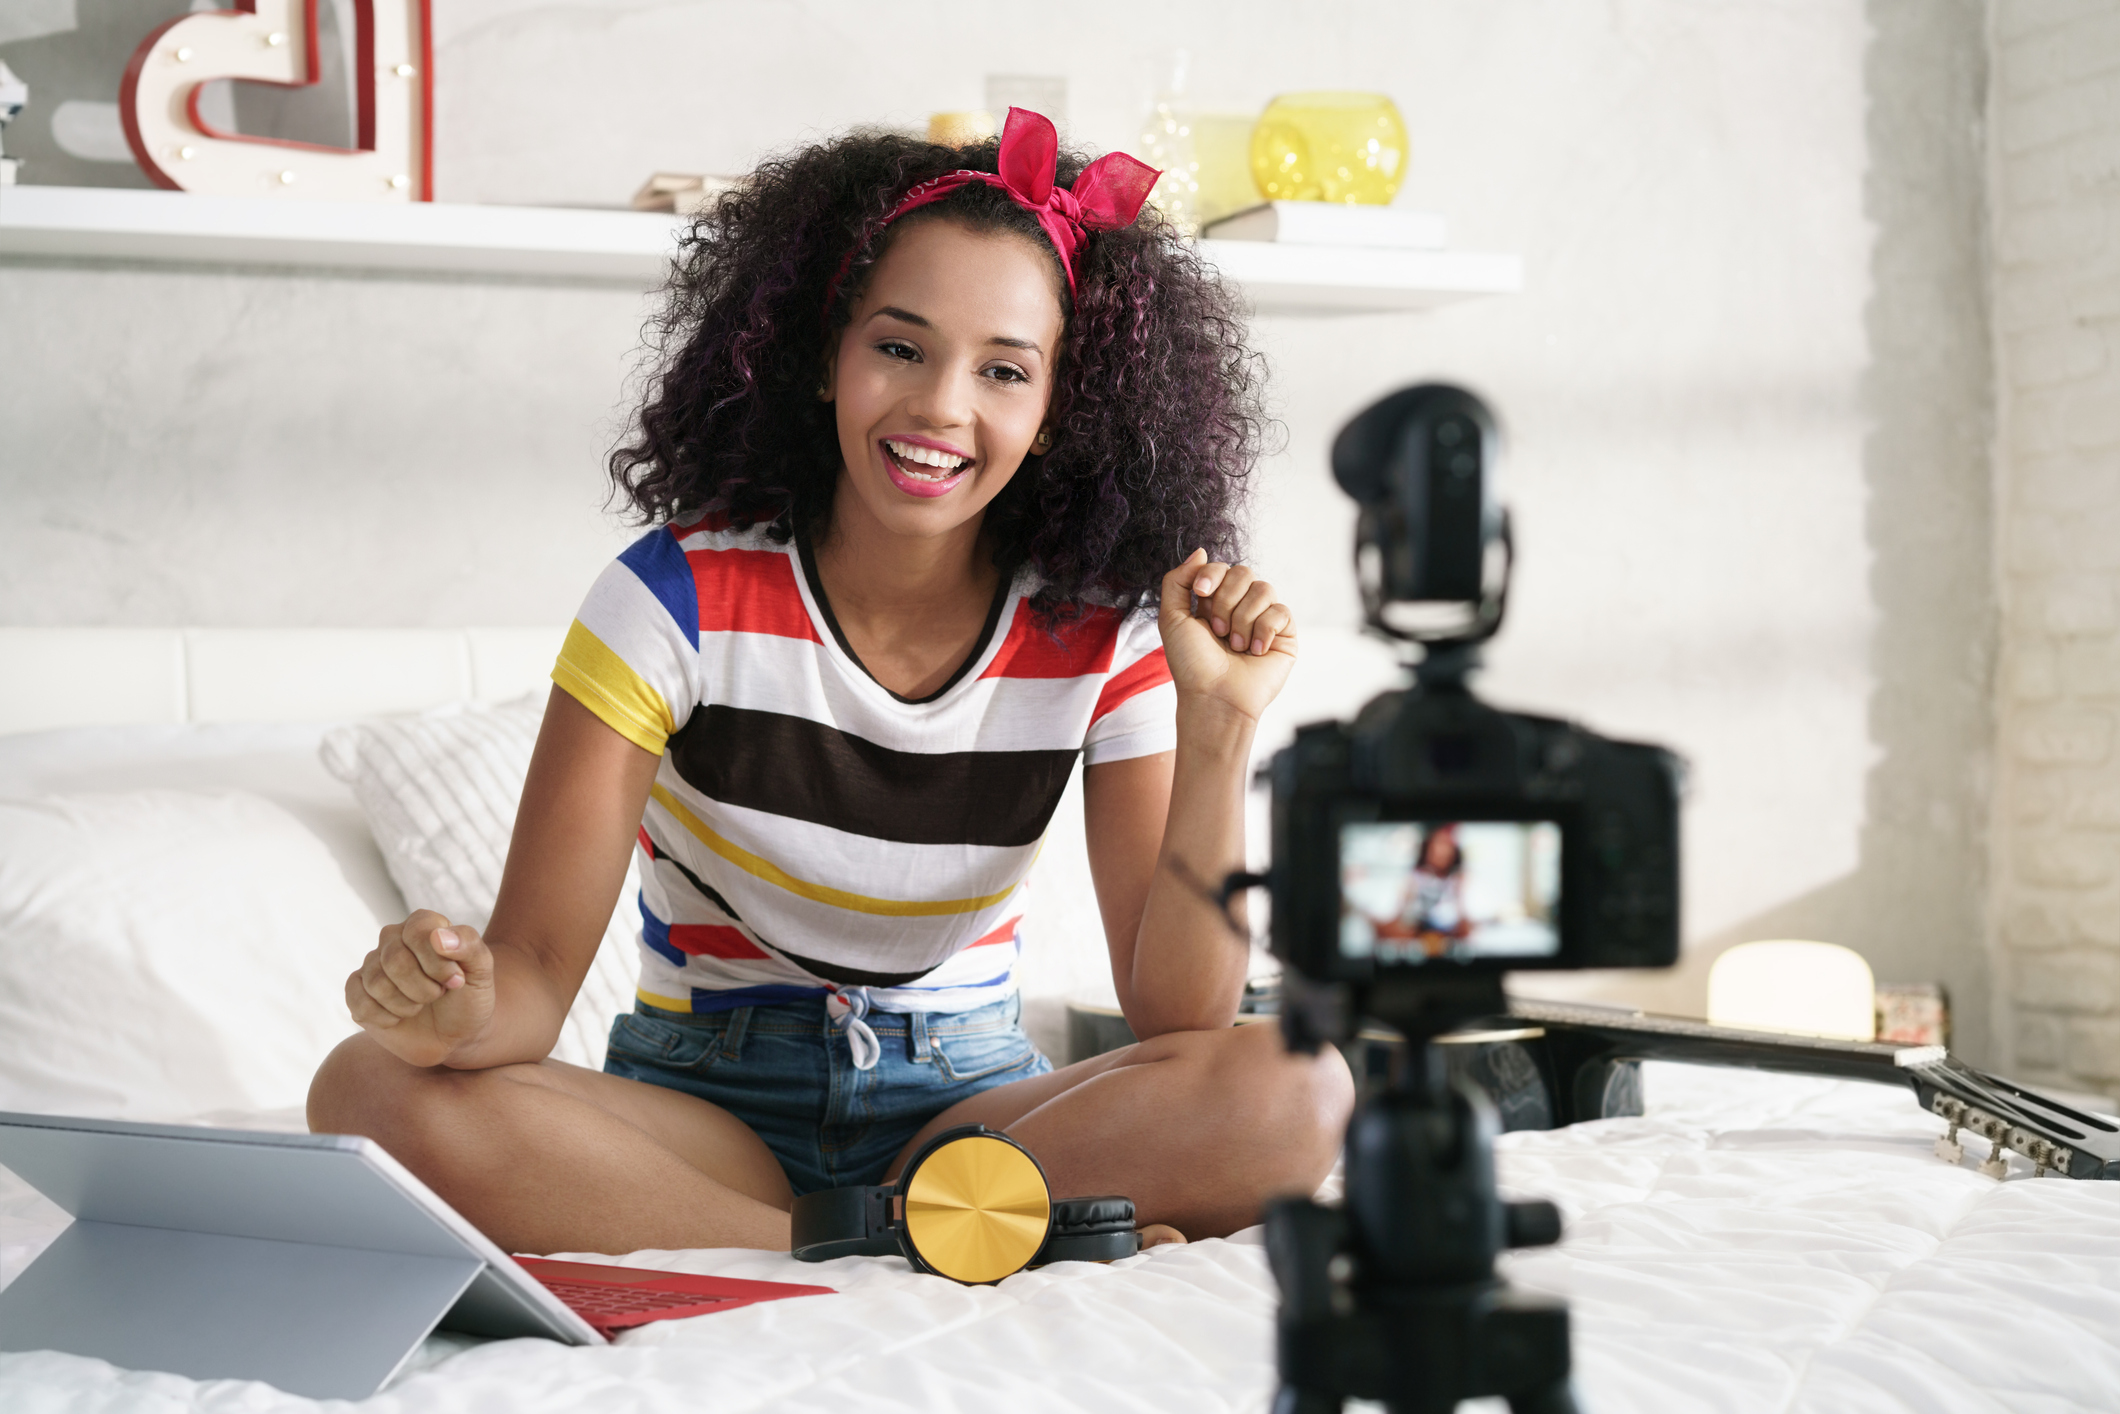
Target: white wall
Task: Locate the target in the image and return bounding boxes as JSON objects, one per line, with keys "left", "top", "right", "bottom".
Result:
{"left": 0, "top": 1, "right": 2003, "bottom": 1057}
{"left": 1988, "top": 0, "right": 2120, "bottom": 1088}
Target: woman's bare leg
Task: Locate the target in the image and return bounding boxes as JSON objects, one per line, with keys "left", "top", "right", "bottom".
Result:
{"left": 887, "top": 1022, "right": 1353, "bottom": 1240}
{"left": 308, "top": 1032, "right": 794, "bottom": 1256}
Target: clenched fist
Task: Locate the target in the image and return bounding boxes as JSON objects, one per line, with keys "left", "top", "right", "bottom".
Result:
{"left": 347, "top": 909, "right": 497, "bottom": 1068}
{"left": 1158, "top": 549, "right": 1298, "bottom": 725}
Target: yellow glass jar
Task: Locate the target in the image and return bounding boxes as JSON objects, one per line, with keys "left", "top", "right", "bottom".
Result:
{"left": 928, "top": 111, "right": 997, "bottom": 148}
{"left": 1249, "top": 92, "right": 1409, "bottom": 205}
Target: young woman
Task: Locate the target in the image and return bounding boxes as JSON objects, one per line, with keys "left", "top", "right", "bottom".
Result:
{"left": 1407, "top": 825, "right": 1471, "bottom": 955}
{"left": 309, "top": 110, "right": 1353, "bottom": 1257}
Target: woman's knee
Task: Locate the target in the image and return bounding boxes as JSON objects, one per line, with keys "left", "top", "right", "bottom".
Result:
{"left": 307, "top": 1032, "right": 517, "bottom": 1160}
{"left": 1139, "top": 1021, "right": 1354, "bottom": 1164}
{"left": 1237, "top": 1021, "right": 1354, "bottom": 1168}
{"left": 308, "top": 1032, "right": 406, "bottom": 1135}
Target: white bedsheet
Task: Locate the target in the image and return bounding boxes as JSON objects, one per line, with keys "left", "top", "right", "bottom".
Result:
{"left": 4, "top": 1062, "right": 2118, "bottom": 1412}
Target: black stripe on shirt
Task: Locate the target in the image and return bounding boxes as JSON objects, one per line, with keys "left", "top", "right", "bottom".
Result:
{"left": 654, "top": 847, "right": 747, "bottom": 924}
{"left": 667, "top": 703, "right": 1077, "bottom": 848}
{"left": 649, "top": 848, "right": 931, "bottom": 987}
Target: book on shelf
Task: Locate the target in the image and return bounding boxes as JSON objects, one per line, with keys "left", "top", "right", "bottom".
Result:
{"left": 1201, "top": 202, "right": 1447, "bottom": 250}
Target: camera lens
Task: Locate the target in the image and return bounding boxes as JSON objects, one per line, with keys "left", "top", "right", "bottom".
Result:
{"left": 1449, "top": 452, "right": 1477, "bottom": 479}
{"left": 1436, "top": 421, "right": 1465, "bottom": 447}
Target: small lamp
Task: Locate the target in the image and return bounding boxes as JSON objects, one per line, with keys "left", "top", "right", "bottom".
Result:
{"left": 1707, "top": 939, "right": 1876, "bottom": 1042}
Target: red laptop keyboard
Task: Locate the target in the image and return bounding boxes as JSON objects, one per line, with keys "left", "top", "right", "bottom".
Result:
{"left": 515, "top": 1257, "right": 834, "bottom": 1338}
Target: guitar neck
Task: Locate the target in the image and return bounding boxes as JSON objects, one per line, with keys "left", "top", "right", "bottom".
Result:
{"left": 1493, "top": 996, "right": 2120, "bottom": 1180}
{"left": 1501, "top": 998, "right": 1936, "bottom": 1083}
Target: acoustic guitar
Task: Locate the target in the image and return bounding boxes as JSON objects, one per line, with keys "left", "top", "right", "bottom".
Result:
{"left": 1424, "top": 999, "right": 2120, "bottom": 1181}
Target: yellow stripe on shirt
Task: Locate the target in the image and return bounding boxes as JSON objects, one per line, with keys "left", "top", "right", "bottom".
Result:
{"left": 551, "top": 619, "right": 676, "bottom": 755}
{"left": 648, "top": 783, "right": 1025, "bottom": 918}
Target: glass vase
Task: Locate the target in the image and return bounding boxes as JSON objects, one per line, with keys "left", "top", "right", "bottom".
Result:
{"left": 1249, "top": 92, "right": 1409, "bottom": 205}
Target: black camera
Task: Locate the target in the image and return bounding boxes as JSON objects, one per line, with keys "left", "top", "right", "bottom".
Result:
{"left": 1257, "top": 385, "right": 1682, "bottom": 1414}
{"left": 1267, "top": 385, "right": 1682, "bottom": 1027}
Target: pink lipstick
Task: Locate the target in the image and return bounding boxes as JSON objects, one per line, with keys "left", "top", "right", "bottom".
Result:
{"left": 879, "top": 438, "right": 972, "bottom": 499}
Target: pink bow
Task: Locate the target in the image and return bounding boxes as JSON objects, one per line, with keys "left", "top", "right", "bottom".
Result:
{"left": 826, "top": 108, "right": 1161, "bottom": 312}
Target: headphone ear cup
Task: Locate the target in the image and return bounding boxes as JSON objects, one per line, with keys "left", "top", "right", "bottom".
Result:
{"left": 898, "top": 1130, "right": 1052, "bottom": 1284}
{"left": 1029, "top": 1195, "right": 1140, "bottom": 1267}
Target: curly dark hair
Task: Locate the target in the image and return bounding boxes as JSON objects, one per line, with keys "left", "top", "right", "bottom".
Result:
{"left": 607, "top": 127, "right": 1269, "bottom": 611}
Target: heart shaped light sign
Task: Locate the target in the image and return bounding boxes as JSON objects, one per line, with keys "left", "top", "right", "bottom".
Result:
{"left": 121, "top": 0, "right": 431, "bottom": 202}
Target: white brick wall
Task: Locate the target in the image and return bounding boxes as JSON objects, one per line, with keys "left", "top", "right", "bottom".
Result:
{"left": 1990, "top": 0, "right": 2120, "bottom": 1089}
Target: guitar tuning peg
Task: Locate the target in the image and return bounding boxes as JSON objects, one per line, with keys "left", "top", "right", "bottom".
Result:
{"left": 1934, "top": 1132, "right": 1963, "bottom": 1164}
{"left": 1979, "top": 1139, "right": 2008, "bottom": 1180}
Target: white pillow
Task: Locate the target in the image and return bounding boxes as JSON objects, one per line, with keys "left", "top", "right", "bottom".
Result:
{"left": 319, "top": 696, "right": 638, "bottom": 1070}
{"left": 0, "top": 791, "right": 365, "bottom": 1120}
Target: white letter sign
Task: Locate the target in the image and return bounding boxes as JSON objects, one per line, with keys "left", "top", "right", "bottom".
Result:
{"left": 121, "top": 0, "right": 431, "bottom": 202}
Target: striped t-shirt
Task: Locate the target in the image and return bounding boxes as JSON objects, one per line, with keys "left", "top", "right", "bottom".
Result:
{"left": 551, "top": 512, "right": 1177, "bottom": 1034}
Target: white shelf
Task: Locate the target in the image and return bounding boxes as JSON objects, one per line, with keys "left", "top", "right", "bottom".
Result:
{"left": 1196, "top": 239, "right": 1521, "bottom": 314}
{"left": 0, "top": 185, "right": 1521, "bottom": 312}
{"left": 0, "top": 185, "right": 676, "bottom": 281}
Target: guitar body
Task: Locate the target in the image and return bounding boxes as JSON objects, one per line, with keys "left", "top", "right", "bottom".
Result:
{"left": 1423, "top": 1000, "right": 2120, "bottom": 1180}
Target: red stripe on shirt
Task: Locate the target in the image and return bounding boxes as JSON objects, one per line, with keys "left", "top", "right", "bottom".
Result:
{"left": 669, "top": 508, "right": 733, "bottom": 540}
{"left": 669, "top": 924, "right": 770, "bottom": 959}
{"left": 690, "top": 547, "right": 821, "bottom": 641}
{"left": 1091, "top": 648, "right": 1172, "bottom": 724}
{"left": 969, "top": 915, "right": 1022, "bottom": 947}
{"left": 980, "top": 605, "right": 1123, "bottom": 679}
{"left": 636, "top": 827, "right": 657, "bottom": 860}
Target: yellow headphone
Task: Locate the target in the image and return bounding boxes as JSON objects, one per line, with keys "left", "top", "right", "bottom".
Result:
{"left": 790, "top": 1125, "right": 1138, "bottom": 1284}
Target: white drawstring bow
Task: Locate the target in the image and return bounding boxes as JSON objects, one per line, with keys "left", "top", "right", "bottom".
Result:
{"left": 824, "top": 987, "right": 882, "bottom": 1071}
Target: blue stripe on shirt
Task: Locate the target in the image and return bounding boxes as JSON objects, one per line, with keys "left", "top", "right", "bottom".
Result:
{"left": 618, "top": 526, "right": 700, "bottom": 644}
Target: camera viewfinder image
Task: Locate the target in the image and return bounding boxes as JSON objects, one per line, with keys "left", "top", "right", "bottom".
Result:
{"left": 1338, "top": 821, "right": 1561, "bottom": 963}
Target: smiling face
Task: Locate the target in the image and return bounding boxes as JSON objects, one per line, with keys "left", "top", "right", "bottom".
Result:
{"left": 821, "top": 216, "right": 1068, "bottom": 545}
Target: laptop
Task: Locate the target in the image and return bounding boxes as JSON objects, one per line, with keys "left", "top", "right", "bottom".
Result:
{"left": 0, "top": 1111, "right": 831, "bottom": 1399}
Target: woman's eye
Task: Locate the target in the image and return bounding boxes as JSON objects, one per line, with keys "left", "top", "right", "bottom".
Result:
{"left": 985, "top": 365, "right": 1030, "bottom": 384}
{"left": 877, "top": 340, "right": 918, "bottom": 361}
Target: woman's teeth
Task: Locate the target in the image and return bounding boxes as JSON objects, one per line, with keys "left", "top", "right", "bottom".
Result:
{"left": 884, "top": 439, "right": 970, "bottom": 479}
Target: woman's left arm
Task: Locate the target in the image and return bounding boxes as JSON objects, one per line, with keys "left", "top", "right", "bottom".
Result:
{"left": 1084, "top": 550, "right": 1296, "bottom": 1039}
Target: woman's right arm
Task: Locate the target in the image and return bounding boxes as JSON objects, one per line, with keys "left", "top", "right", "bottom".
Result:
{"left": 345, "top": 687, "right": 661, "bottom": 1069}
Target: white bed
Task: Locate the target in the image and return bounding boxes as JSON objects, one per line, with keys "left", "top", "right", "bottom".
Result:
{"left": 5, "top": 1064, "right": 2117, "bottom": 1412}
{"left": 2, "top": 631, "right": 2118, "bottom": 1411}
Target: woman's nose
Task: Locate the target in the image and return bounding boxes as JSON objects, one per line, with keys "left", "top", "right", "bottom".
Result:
{"left": 904, "top": 361, "right": 977, "bottom": 428}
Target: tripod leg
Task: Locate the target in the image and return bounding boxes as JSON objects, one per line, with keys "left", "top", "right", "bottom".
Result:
{"left": 1506, "top": 1379, "right": 1581, "bottom": 1414}
{"left": 1273, "top": 1385, "right": 1341, "bottom": 1414}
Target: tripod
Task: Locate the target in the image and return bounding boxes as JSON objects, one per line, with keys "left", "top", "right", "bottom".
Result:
{"left": 1267, "top": 975, "right": 1578, "bottom": 1414}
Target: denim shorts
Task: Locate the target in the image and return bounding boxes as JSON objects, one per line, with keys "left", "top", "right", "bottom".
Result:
{"left": 601, "top": 992, "right": 1053, "bottom": 1195}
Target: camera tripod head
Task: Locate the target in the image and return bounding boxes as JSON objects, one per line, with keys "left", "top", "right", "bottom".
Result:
{"left": 1332, "top": 384, "right": 1511, "bottom": 655}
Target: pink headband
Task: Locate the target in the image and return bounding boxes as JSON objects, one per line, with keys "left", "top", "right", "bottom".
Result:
{"left": 823, "top": 107, "right": 1161, "bottom": 316}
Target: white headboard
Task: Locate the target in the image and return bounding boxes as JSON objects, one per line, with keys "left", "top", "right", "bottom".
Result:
{"left": 0, "top": 627, "right": 567, "bottom": 736}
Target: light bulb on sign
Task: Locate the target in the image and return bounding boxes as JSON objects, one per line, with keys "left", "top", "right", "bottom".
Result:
{"left": 122, "top": 0, "right": 433, "bottom": 203}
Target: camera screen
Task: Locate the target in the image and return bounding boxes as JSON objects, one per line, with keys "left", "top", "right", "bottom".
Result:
{"left": 1338, "top": 821, "right": 1562, "bottom": 964}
